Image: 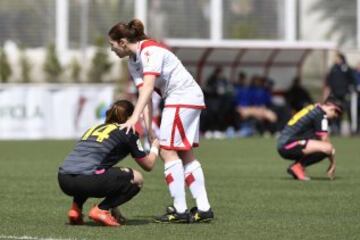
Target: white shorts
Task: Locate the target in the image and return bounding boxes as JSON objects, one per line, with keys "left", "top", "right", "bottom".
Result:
{"left": 160, "top": 106, "right": 202, "bottom": 150}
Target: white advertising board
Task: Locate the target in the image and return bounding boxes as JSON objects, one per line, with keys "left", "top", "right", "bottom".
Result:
{"left": 0, "top": 84, "right": 114, "bottom": 139}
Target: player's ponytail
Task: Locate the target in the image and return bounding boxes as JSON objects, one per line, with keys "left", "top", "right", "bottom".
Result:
{"left": 127, "top": 19, "right": 147, "bottom": 41}
{"left": 108, "top": 19, "right": 148, "bottom": 43}
{"left": 105, "top": 100, "right": 134, "bottom": 124}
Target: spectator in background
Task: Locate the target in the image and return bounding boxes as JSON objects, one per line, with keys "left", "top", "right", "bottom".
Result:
{"left": 285, "top": 76, "right": 313, "bottom": 113}
{"left": 234, "top": 74, "right": 277, "bottom": 136}
{"left": 202, "top": 67, "right": 235, "bottom": 138}
{"left": 354, "top": 62, "right": 360, "bottom": 133}
{"left": 324, "top": 52, "right": 356, "bottom": 134}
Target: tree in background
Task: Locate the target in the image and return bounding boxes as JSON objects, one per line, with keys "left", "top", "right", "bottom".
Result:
{"left": 88, "top": 36, "right": 112, "bottom": 83}
{"left": 0, "top": 48, "right": 12, "bottom": 83}
{"left": 69, "top": 57, "right": 82, "bottom": 83}
{"left": 309, "top": 0, "right": 356, "bottom": 46}
{"left": 19, "top": 46, "right": 32, "bottom": 83}
{"left": 43, "top": 43, "right": 63, "bottom": 83}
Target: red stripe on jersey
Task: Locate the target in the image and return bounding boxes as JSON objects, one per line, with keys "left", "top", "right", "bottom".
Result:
{"left": 140, "top": 39, "right": 169, "bottom": 52}
{"left": 143, "top": 72, "right": 160, "bottom": 76}
{"left": 165, "top": 173, "right": 174, "bottom": 185}
{"left": 185, "top": 173, "right": 195, "bottom": 187}
{"left": 164, "top": 104, "right": 206, "bottom": 109}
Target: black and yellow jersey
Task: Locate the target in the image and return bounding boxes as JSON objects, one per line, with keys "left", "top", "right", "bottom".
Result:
{"left": 59, "top": 123, "right": 146, "bottom": 175}
{"left": 277, "top": 104, "right": 328, "bottom": 147}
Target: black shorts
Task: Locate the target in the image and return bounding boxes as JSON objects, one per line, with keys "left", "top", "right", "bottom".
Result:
{"left": 58, "top": 167, "right": 134, "bottom": 199}
{"left": 277, "top": 139, "right": 308, "bottom": 161}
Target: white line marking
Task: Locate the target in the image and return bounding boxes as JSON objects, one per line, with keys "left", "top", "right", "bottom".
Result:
{"left": 0, "top": 235, "right": 82, "bottom": 240}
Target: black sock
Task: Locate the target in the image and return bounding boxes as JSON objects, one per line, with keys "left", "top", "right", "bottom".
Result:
{"left": 98, "top": 184, "right": 141, "bottom": 210}
{"left": 300, "top": 153, "right": 328, "bottom": 167}
{"left": 73, "top": 196, "right": 87, "bottom": 209}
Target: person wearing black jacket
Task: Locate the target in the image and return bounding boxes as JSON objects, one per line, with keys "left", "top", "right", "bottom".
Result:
{"left": 324, "top": 52, "right": 356, "bottom": 134}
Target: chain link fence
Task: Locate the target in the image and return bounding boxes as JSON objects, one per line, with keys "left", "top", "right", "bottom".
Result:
{"left": 223, "top": 0, "right": 285, "bottom": 39}
{"left": 1, "top": 0, "right": 357, "bottom": 47}
{"left": 0, "top": 0, "right": 56, "bottom": 47}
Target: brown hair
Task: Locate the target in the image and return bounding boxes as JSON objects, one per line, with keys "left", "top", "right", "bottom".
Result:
{"left": 105, "top": 100, "right": 134, "bottom": 124}
{"left": 324, "top": 95, "right": 343, "bottom": 114}
{"left": 108, "top": 19, "right": 148, "bottom": 43}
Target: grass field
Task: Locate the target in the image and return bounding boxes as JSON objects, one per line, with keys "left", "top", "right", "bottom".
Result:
{"left": 0, "top": 137, "right": 360, "bottom": 240}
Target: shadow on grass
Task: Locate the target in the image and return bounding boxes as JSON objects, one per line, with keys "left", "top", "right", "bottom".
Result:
{"left": 280, "top": 176, "right": 343, "bottom": 181}
{"left": 310, "top": 176, "right": 342, "bottom": 181}
{"left": 65, "top": 218, "right": 151, "bottom": 227}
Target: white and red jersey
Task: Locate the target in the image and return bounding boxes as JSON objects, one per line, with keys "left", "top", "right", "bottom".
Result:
{"left": 128, "top": 39, "right": 205, "bottom": 109}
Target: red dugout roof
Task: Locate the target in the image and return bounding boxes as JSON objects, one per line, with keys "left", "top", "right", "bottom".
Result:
{"left": 163, "top": 39, "right": 337, "bottom": 91}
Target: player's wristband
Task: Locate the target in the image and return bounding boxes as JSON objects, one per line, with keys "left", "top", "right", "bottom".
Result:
{"left": 150, "top": 146, "right": 159, "bottom": 156}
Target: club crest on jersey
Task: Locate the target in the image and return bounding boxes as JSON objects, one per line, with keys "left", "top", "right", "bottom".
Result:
{"left": 144, "top": 51, "right": 153, "bottom": 67}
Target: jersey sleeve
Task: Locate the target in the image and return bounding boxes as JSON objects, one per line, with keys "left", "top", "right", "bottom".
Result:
{"left": 141, "top": 47, "right": 163, "bottom": 77}
{"left": 128, "top": 61, "right": 144, "bottom": 88}
{"left": 127, "top": 133, "right": 147, "bottom": 159}
{"left": 314, "top": 113, "right": 329, "bottom": 137}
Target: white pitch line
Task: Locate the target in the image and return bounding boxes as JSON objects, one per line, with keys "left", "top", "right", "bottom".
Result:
{"left": 0, "top": 235, "right": 83, "bottom": 240}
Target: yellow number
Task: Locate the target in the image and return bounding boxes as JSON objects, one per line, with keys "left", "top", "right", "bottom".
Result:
{"left": 288, "top": 105, "right": 315, "bottom": 126}
{"left": 82, "top": 125, "right": 97, "bottom": 141}
{"left": 92, "top": 124, "right": 118, "bottom": 142}
{"left": 82, "top": 124, "right": 118, "bottom": 142}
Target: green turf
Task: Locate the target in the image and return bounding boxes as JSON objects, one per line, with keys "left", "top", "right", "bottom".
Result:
{"left": 0, "top": 137, "right": 360, "bottom": 240}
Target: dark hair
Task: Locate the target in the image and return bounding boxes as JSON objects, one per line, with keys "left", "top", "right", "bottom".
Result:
{"left": 324, "top": 95, "right": 343, "bottom": 114}
{"left": 336, "top": 52, "right": 347, "bottom": 64}
{"left": 108, "top": 19, "right": 148, "bottom": 43}
{"left": 105, "top": 100, "right": 134, "bottom": 124}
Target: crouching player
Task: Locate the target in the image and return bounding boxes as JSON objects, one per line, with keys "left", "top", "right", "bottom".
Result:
{"left": 58, "top": 100, "right": 159, "bottom": 226}
{"left": 277, "top": 96, "right": 342, "bottom": 181}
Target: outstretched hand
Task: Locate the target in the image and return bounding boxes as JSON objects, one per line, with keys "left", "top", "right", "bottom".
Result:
{"left": 120, "top": 117, "right": 138, "bottom": 134}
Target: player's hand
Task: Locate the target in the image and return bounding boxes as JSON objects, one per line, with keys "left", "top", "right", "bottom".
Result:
{"left": 147, "top": 130, "right": 157, "bottom": 143}
{"left": 151, "top": 138, "right": 160, "bottom": 149}
{"left": 149, "top": 138, "right": 160, "bottom": 158}
{"left": 327, "top": 164, "right": 336, "bottom": 180}
{"left": 120, "top": 116, "right": 138, "bottom": 134}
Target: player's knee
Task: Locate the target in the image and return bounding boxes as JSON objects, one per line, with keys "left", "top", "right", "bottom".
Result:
{"left": 322, "top": 142, "right": 334, "bottom": 156}
{"left": 132, "top": 169, "right": 144, "bottom": 188}
{"left": 160, "top": 148, "right": 178, "bottom": 161}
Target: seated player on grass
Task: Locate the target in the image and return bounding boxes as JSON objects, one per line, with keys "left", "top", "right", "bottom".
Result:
{"left": 58, "top": 100, "right": 159, "bottom": 227}
{"left": 277, "top": 96, "right": 342, "bottom": 181}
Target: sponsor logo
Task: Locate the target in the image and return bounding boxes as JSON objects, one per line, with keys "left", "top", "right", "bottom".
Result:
{"left": 75, "top": 96, "right": 87, "bottom": 128}
{"left": 96, "top": 102, "right": 108, "bottom": 120}
{"left": 0, "top": 105, "right": 44, "bottom": 120}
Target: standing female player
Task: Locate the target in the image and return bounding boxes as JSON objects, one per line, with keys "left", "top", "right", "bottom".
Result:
{"left": 58, "top": 100, "right": 159, "bottom": 226}
{"left": 108, "top": 19, "right": 214, "bottom": 223}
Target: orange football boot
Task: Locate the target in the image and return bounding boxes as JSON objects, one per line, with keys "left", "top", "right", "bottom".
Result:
{"left": 88, "top": 205, "right": 120, "bottom": 227}
{"left": 68, "top": 202, "right": 84, "bottom": 225}
{"left": 287, "top": 163, "right": 310, "bottom": 181}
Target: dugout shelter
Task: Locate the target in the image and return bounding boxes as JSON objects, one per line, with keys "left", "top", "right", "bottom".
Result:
{"left": 164, "top": 39, "right": 337, "bottom": 92}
